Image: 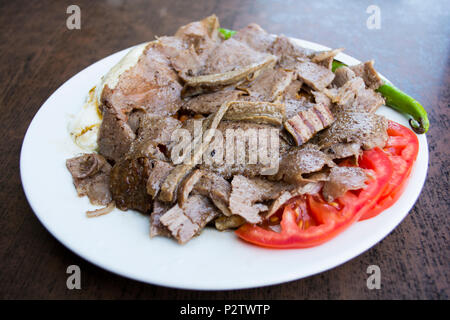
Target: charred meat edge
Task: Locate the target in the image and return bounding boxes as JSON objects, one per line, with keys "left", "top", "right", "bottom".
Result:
{"left": 223, "top": 101, "right": 285, "bottom": 126}
{"left": 181, "top": 55, "right": 277, "bottom": 87}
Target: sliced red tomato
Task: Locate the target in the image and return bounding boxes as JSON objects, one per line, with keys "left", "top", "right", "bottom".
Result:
{"left": 359, "top": 121, "right": 419, "bottom": 220}
{"left": 235, "top": 148, "right": 393, "bottom": 249}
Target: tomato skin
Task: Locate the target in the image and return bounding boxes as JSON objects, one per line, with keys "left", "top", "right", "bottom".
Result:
{"left": 360, "top": 121, "right": 419, "bottom": 220}
{"left": 235, "top": 148, "right": 392, "bottom": 249}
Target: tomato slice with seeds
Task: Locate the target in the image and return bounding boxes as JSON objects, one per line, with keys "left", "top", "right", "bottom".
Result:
{"left": 359, "top": 121, "right": 419, "bottom": 220}
{"left": 235, "top": 148, "right": 392, "bottom": 249}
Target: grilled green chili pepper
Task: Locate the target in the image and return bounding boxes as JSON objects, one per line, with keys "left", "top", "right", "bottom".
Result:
{"left": 218, "top": 27, "right": 236, "bottom": 40}
{"left": 332, "top": 60, "right": 429, "bottom": 134}
{"left": 376, "top": 83, "right": 429, "bottom": 134}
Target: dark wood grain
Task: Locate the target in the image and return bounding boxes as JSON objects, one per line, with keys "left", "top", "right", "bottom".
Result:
{"left": 0, "top": 0, "right": 448, "bottom": 299}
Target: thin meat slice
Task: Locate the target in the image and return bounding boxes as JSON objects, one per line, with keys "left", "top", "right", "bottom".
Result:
{"left": 98, "top": 39, "right": 187, "bottom": 162}
{"left": 331, "top": 66, "right": 356, "bottom": 88}
{"left": 177, "top": 169, "right": 203, "bottom": 208}
{"left": 350, "top": 60, "right": 384, "bottom": 90}
{"left": 180, "top": 37, "right": 277, "bottom": 91}
{"left": 156, "top": 15, "right": 220, "bottom": 62}
{"left": 353, "top": 86, "right": 385, "bottom": 113}
{"left": 169, "top": 15, "right": 222, "bottom": 78}
{"left": 283, "top": 79, "right": 304, "bottom": 100}
{"left": 281, "top": 79, "right": 315, "bottom": 119}
{"left": 240, "top": 68, "right": 295, "bottom": 102}
{"left": 134, "top": 115, "right": 182, "bottom": 146}
{"left": 322, "top": 167, "right": 368, "bottom": 202}
{"left": 312, "top": 91, "right": 332, "bottom": 109}
{"left": 223, "top": 101, "right": 285, "bottom": 126}
{"left": 269, "top": 36, "right": 313, "bottom": 69}
{"left": 201, "top": 38, "right": 275, "bottom": 75}
{"left": 302, "top": 169, "right": 330, "bottom": 182}
{"left": 159, "top": 195, "right": 219, "bottom": 243}
{"left": 110, "top": 157, "right": 153, "bottom": 213}
{"left": 329, "top": 77, "right": 384, "bottom": 113}
{"left": 229, "top": 175, "right": 292, "bottom": 223}
{"left": 329, "top": 77, "right": 365, "bottom": 106}
{"left": 182, "top": 90, "right": 242, "bottom": 114}
{"left": 274, "top": 144, "right": 335, "bottom": 184}
{"left": 310, "top": 48, "right": 344, "bottom": 70}
{"left": 181, "top": 54, "right": 276, "bottom": 90}
{"left": 101, "top": 41, "right": 183, "bottom": 117}
{"left": 193, "top": 171, "right": 232, "bottom": 216}
{"left": 160, "top": 205, "right": 197, "bottom": 243}
{"left": 232, "top": 23, "right": 275, "bottom": 52}
{"left": 67, "top": 153, "right": 104, "bottom": 179}
{"left": 159, "top": 164, "right": 192, "bottom": 203}
{"left": 169, "top": 44, "right": 204, "bottom": 78}
{"left": 265, "top": 190, "right": 292, "bottom": 218}
{"left": 159, "top": 207, "right": 198, "bottom": 243}
{"left": 150, "top": 200, "right": 172, "bottom": 238}
{"left": 97, "top": 105, "right": 136, "bottom": 162}
{"left": 284, "top": 103, "right": 334, "bottom": 146}
{"left": 322, "top": 142, "right": 362, "bottom": 160}
{"left": 174, "top": 14, "right": 221, "bottom": 56}
{"left": 146, "top": 160, "right": 173, "bottom": 198}
{"left": 295, "top": 61, "right": 335, "bottom": 91}
{"left": 284, "top": 98, "right": 311, "bottom": 123}
{"left": 317, "top": 111, "right": 389, "bottom": 151}
{"left": 66, "top": 153, "right": 112, "bottom": 206}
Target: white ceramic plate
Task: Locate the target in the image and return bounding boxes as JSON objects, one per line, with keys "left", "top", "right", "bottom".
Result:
{"left": 20, "top": 38, "right": 428, "bottom": 290}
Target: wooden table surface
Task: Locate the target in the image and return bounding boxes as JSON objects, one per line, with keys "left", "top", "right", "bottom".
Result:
{"left": 0, "top": 0, "right": 448, "bottom": 299}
